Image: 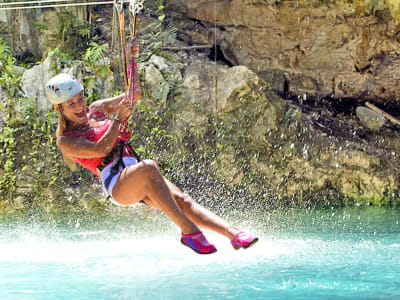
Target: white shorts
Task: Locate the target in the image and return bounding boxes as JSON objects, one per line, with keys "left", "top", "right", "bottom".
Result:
{"left": 100, "top": 156, "right": 138, "bottom": 205}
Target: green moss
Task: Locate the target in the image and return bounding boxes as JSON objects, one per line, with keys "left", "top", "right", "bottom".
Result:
{"left": 346, "top": 0, "right": 400, "bottom": 21}
{"left": 386, "top": 0, "right": 400, "bottom": 23}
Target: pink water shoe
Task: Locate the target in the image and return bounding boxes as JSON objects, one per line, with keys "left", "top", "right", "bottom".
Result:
{"left": 181, "top": 232, "right": 217, "bottom": 254}
{"left": 231, "top": 231, "right": 258, "bottom": 250}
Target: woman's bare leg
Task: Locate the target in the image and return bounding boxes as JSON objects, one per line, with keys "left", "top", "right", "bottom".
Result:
{"left": 112, "top": 160, "right": 199, "bottom": 235}
{"left": 164, "top": 179, "right": 240, "bottom": 240}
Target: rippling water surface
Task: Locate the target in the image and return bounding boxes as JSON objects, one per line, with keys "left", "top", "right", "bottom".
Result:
{"left": 0, "top": 206, "right": 399, "bottom": 299}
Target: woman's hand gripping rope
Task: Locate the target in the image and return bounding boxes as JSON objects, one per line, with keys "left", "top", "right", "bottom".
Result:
{"left": 119, "top": 37, "right": 140, "bottom": 140}
{"left": 117, "top": 97, "right": 133, "bottom": 122}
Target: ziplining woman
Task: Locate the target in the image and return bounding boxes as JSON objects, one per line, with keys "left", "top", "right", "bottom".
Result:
{"left": 45, "top": 37, "right": 258, "bottom": 255}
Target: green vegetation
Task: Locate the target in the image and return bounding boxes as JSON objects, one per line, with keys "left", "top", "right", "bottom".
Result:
{"left": 55, "top": 11, "right": 97, "bottom": 57}
{"left": 139, "top": 0, "right": 177, "bottom": 61}
{"left": 82, "top": 42, "right": 112, "bottom": 103}
{"left": 0, "top": 37, "right": 96, "bottom": 211}
{"left": 0, "top": 38, "right": 23, "bottom": 197}
{"left": 0, "top": 1, "right": 178, "bottom": 212}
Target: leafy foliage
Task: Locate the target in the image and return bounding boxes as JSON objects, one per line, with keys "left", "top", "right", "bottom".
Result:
{"left": 0, "top": 38, "right": 10, "bottom": 61}
{"left": 55, "top": 11, "right": 97, "bottom": 57}
{"left": 0, "top": 38, "right": 82, "bottom": 207}
{"left": 82, "top": 42, "right": 112, "bottom": 103}
{"left": 47, "top": 47, "right": 76, "bottom": 73}
{"left": 0, "top": 39, "right": 22, "bottom": 196}
{"left": 83, "top": 42, "right": 108, "bottom": 64}
{"left": 0, "top": 38, "right": 23, "bottom": 99}
{"left": 139, "top": 0, "right": 177, "bottom": 60}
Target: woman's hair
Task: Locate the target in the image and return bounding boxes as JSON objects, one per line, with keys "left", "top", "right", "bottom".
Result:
{"left": 55, "top": 105, "right": 77, "bottom": 171}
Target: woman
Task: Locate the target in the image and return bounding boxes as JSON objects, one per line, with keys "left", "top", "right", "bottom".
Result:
{"left": 45, "top": 48, "right": 258, "bottom": 255}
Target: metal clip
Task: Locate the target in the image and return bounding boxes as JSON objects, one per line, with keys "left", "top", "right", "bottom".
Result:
{"left": 129, "top": 0, "right": 144, "bottom": 15}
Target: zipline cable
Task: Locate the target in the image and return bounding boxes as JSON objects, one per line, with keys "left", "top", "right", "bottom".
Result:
{"left": 117, "top": 1, "right": 129, "bottom": 95}
{"left": 0, "top": 0, "right": 115, "bottom": 11}
{"left": 0, "top": 0, "right": 77, "bottom": 6}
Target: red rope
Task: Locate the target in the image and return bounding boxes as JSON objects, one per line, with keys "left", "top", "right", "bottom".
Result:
{"left": 117, "top": 7, "right": 137, "bottom": 141}
{"left": 118, "top": 59, "right": 136, "bottom": 141}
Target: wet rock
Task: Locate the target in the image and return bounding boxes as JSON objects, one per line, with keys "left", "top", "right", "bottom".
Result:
{"left": 356, "top": 106, "right": 386, "bottom": 131}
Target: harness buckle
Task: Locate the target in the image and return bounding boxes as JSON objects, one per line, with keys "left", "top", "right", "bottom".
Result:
{"left": 110, "top": 166, "right": 120, "bottom": 175}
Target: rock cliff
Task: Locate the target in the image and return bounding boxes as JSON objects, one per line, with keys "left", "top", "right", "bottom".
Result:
{"left": 166, "top": 0, "right": 400, "bottom": 102}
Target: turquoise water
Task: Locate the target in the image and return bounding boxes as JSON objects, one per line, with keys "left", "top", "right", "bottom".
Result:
{"left": 0, "top": 206, "right": 399, "bottom": 299}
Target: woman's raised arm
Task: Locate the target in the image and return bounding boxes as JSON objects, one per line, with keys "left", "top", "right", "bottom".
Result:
{"left": 89, "top": 93, "right": 125, "bottom": 115}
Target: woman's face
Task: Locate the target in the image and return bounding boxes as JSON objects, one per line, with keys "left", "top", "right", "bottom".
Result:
{"left": 59, "top": 92, "right": 88, "bottom": 124}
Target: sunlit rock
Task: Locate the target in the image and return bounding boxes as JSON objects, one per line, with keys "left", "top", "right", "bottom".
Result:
{"left": 0, "top": 11, "right": 6, "bottom": 23}
{"left": 387, "top": 0, "right": 400, "bottom": 23}
{"left": 149, "top": 55, "right": 182, "bottom": 81}
{"left": 143, "top": 63, "right": 168, "bottom": 102}
{"left": 21, "top": 56, "right": 55, "bottom": 113}
{"left": 356, "top": 106, "right": 386, "bottom": 131}
{"left": 182, "top": 64, "right": 286, "bottom": 130}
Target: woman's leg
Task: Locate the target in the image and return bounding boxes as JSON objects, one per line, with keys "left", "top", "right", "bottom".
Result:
{"left": 112, "top": 159, "right": 257, "bottom": 251}
{"left": 164, "top": 179, "right": 240, "bottom": 240}
{"left": 111, "top": 160, "right": 199, "bottom": 235}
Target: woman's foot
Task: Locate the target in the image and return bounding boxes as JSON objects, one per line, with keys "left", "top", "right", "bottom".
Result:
{"left": 231, "top": 232, "right": 258, "bottom": 250}
{"left": 181, "top": 232, "right": 217, "bottom": 254}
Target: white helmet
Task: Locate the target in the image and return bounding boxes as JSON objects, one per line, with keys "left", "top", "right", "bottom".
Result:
{"left": 46, "top": 73, "right": 83, "bottom": 105}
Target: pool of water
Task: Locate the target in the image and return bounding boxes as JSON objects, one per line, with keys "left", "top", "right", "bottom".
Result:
{"left": 0, "top": 206, "right": 399, "bottom": 299}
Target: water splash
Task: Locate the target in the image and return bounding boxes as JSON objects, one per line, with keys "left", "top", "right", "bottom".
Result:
{"left": 0, "top": 207, "right": 399, "bottom": 299}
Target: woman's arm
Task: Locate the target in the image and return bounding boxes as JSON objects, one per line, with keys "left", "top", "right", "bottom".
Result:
{"left": 89, "top": 70, "right": 142, "bottom": 115}
{"left": 89, "top": 93, "right": 125, "bottom": 115}
{"left": 57, "top": 118, "right": 123, "bottom": 159}
{"left": 58, "top": 98, "right": 132, "bottom": 159}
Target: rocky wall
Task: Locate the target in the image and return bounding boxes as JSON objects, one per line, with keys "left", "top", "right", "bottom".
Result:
{"left": 165, "top": 0, "right": 400, "bottom": 103}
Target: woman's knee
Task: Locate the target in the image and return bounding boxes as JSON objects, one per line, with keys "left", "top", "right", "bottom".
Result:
{"left": 140, "top": 159, "right": 161, "bottom": 177}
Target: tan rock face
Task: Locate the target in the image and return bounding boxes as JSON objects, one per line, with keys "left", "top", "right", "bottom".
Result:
{"left": 166, "top": 0, "right": 400, "bottom": 102}
{"left": 356, "top": 106, "right": 386, "bottom": 131}
{"left": 168, "top": 62, "right": 399, "bottom": 206}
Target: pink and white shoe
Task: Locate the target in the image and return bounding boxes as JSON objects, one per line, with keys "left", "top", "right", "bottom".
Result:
{"left": 181, "top": 232, "right": 217, "bottom": 254}
{"left": 231, "top": 231, "right": 258, "bottom": 250}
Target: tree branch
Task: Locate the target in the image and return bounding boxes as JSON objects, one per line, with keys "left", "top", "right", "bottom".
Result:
{"left": 365, "top": 102, "right": 400, "bottom": 126}
{"left": 161, "top": 45, "right": 213, "bottom": 51}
